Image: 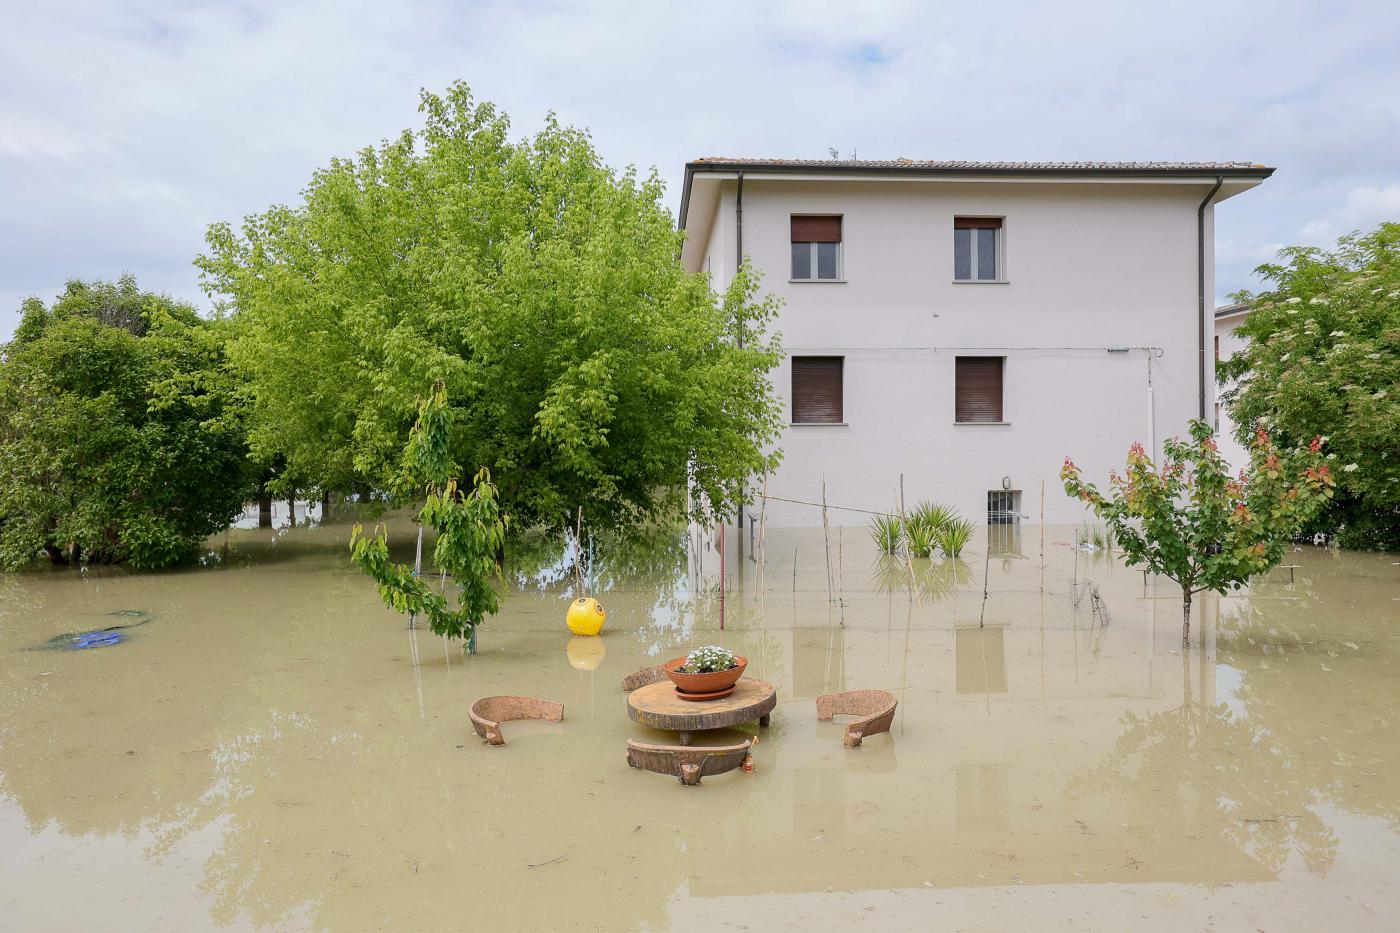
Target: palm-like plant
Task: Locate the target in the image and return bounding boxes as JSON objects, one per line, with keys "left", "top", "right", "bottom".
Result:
{"left": 933, "top": 518, "right": 975, "bottom": 558}
{"left": 868, "top": 513, "right": 903, "bottom": 555}
{"left": 910, "top": 501, "right": 957, "bottom": 535}
{"left": 905, "top": 518, "right": 937, "bottom": 558}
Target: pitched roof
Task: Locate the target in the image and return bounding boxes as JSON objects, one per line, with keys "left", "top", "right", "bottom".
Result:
{"left": 690, "top": 157, "right": 1273, "bottom": 173}
{"left": 678, "top": 158, "right": 1275, "bottom": 228}
{"left": 1215, "top": 301, "right": 1253, "bottom": 318}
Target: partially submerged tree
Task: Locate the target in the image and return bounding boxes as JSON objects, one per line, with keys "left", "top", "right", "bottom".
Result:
{"left": 1220, "top": 222, "right": 1400, "bottom": 549}
{"left": 1062, "top": 420, "right": 1334, "bottom": 647}
{"left": 350, "top": 383, "right": 506, "bottom": 652}
{"left": 200, "top": 82, "right": 784, "bottom": 531}
{"left": 0, "top": 276, "right": 252, "bottom": 570}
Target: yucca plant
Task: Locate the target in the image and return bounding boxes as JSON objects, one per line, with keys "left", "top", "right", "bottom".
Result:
{"left": 933, "top": 518, "right": 975, "bottom": 558}
{"left": 905, "top": 518, "right": 937, "bottom": 558}
{"left": 868, "top": 513, "right": 904, "bottom": 555}
{"left": 910, "top": 501, "right": 957, "bottom": 535}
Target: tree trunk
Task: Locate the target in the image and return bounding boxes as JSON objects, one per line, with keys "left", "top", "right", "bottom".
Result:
{"left": 287, "top": 489, "right": 297, "bottom": 527}
{"left": 44, "top": 544, "right": 68, "bottom": 566}
{"left": 1181, "top": 589, "right": 1192, "bottom": 648}
{"left": 321, "top": 491, "right": 331, "bottom": 521}
{"left": 258, "top": 490, "right": 273, "bottom": 529}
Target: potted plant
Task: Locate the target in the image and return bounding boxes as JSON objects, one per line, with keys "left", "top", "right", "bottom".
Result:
{"left": 664, "top": 645, "right": 747, "bottom": 699}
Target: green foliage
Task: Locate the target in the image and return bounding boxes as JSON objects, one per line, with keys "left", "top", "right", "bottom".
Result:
{"left": 1220, "top": 223, "right": 1400, "bottom": 549}
{"left": 1062, "top": 420, "right": 1335, "bottom": 645}
{"left": 932, "top": 517, "right": 975, "bottom": 558}
{"left": 909, "top": 501, "right": 956, "bottom": 537}
{"left": 0, "top": 276, "right": 252, "bottom": 570}
{"left": 904, "top": 516, "right": 937, "bottom": 558}
{"left": 349, "top": 384, "right": 507, "bottom": 647}
{"left": 680, "top": 645, "right": 738, "bottom": 674}
{"left": 200, "top": 81, "right": 784, "bottom": 530}
{"left": 868, "top": 513, "right": 903, "bottom": 555}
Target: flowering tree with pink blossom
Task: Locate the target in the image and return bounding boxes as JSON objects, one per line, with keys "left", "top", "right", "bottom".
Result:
{"left": 1062, "top": 420, "right": 1335, "bottom": 647}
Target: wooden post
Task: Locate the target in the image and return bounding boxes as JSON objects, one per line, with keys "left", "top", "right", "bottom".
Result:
{"left": 821, "top": 480, "right": 833, "bottom": 604}
{"left": 1039, "top": 479, "right": 1045, "bottom": 595}
{"left": 719, "top": 521, "right": 726, "bottom": 630}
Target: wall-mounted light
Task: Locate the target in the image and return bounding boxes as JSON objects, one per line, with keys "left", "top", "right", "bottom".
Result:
{"left": 1002, "top": 476, "right": 1012, "bottom": 490}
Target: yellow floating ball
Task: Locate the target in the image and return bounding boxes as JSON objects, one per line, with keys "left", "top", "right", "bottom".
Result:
{"left": 566, "top": 635, "right": 606, "bottom": 670}
{"left": 566, "top": 596, "right": 606, "bottom": 636}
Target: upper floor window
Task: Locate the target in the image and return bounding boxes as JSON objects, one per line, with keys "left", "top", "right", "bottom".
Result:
{"left": 954, "top": 217, "right": 1002, "bottom": 282}
{"left": 791, "top": 215, "right": 842, "bottom": 281}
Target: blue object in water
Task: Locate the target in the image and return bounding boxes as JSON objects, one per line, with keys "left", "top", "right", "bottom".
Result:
{"left": 72, "top": 630, "right": 124, "bottom": 649}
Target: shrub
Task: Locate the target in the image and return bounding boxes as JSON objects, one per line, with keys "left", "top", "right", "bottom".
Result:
{"left": 868, "top": 513, "right": 903, "bottom": 554}
{"left": 933, "top": 518, "right": 975, "bottom": 558}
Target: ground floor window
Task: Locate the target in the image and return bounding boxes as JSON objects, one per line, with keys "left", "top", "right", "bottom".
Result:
{"left": 791, "top": 356, "right": 844, "bottom": 424}
{"left": 987, "top": 489, "right": 1021, "bottom": 524}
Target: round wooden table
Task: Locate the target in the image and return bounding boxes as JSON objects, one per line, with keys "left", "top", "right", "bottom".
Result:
{"left": 627, "top": 678, "right": 777, "bottom": 745}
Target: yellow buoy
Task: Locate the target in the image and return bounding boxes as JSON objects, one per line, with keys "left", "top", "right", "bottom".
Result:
{"left": 566, "top": 596, "right": 606, "bottom": 636}
{"left": 566, "top": 635, "right": 606, "bottom": 670}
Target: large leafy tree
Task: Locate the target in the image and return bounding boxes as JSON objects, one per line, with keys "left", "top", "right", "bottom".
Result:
{"left": 0, "top": 276, "right": 253, "bottom": 569}
{"left": 198, "top": 82, "right": 784, "bottom": 529}
{"left": 1219, "top": 223, "right": 1400, "bottom": 549}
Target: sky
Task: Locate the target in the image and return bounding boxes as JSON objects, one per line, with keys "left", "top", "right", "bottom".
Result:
{"left": 3, "top": 0, "right": 1399, "bottom": 339}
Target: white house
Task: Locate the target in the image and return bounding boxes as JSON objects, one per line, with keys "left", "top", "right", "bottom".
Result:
{"left": 1213, "top": 301, "right": 1253, "bottom": 471}
{"left": 678, "top": 158, "right": 1273, "bottom": 528}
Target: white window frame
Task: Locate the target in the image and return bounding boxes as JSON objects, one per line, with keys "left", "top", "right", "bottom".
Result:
{"left": 953, "top": 219, "right": 1005, "bottom": 283}
{"left": 790, "top": 214, "right": 844, "bottom": 282}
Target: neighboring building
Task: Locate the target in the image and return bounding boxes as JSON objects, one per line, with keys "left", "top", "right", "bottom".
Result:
{"left": 678, "top": 158, "right": 1273, "bottom": 527}
{"left": 1213, "top": 301, "right": 1253, "bottom": 471}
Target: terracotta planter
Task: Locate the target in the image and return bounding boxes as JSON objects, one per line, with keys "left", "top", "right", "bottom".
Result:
{"left": 664, "top": 656, "right": 747, "bottom": 695}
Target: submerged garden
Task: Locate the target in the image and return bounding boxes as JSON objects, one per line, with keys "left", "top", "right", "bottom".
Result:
{"left": 1, "top": 79, "right": 1398, "bottom": 931}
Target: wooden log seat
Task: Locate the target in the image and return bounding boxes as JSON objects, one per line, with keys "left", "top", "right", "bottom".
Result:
{"left": 620, "top": 664, "right": 668, "bottom": 692}
{"left": 625, "top": 738, "right": 754, "bottom": 786}
{"left": 469, "top": 695, "right": 564, "bottom": 746}
{"left": 815, "top": 689, "right": 897, "bottom": 747}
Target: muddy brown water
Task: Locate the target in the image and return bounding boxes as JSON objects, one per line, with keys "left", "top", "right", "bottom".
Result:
{"left": 2, "top": 515, "right": 1398, "bottom": 931}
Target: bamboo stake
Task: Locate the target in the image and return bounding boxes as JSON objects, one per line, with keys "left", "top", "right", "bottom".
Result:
{"left": 758, "top": 476, "right": 768, "bottom": 574}
{"left": 821, "top": 480, "right": 834, "bottom": 604}
{"left": 409, "top": 522, "right": 424, "bottom": 631}
{"left": 837, "top": 525, "right": 845, "bottom": 627}
{"left": 978, "top": 530, "right": 991, "bottom": 629}
{"left": 1039, "top": 480, "right": 1046, "bottom": 595}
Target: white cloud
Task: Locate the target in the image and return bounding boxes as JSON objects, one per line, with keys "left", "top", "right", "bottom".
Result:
{"left": 3, "top": 0, "right": 1400, "bottom": 336}
{"left": 1297, "top": 182, "right": 1400, "bottom": 245}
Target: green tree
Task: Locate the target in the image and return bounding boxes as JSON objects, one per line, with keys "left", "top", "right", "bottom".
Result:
{"left": 1062, "top": 420, "right": 1334, "bottom": 646}
{"left": 199, "top": 82, "right": 784, "bottom": 531}
{"left": 350, "top": 383, "right": 506, "bottom": 651}
{"left": 1219, "top": 222, "right": 1400, "bottom": 549}
{"left": 0, "top": 275, "right": 252, "bottom": 569}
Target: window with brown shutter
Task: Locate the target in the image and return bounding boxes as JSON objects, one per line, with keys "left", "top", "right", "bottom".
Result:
{"left": 791, "top": 356, "right": 844, "bottom": 423}
{"left": 955, "top": 357, "right": 1004, "bottom": 423}
{"left": 954, "top": 216, "right": 1003, "bottom": 281}
{"left": 791, "top": 215, "right": 843, "bottom": 280}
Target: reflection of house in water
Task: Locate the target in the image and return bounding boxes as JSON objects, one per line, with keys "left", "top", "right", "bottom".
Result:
{"left": 955, "top": 626, "right": 1008, "bottom": 694}
{"left": 674, "top": 528, "right": 1277, "bottom": 899}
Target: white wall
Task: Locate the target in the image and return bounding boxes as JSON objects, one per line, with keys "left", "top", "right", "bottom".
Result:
{"left": 1214, "top": 310, "right": 1252, "bottom": 472}
{"left": 697, "top": 176, "right": 1233, "bottom": 527}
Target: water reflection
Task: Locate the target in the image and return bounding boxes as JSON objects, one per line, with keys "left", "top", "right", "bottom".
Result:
{"left": 1, "top": 518, "right": 1397, "bottom": 930}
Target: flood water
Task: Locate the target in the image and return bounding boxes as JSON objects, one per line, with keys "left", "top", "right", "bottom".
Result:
{"left": 2, "top": 512, "right": 1398, "bottom": 931}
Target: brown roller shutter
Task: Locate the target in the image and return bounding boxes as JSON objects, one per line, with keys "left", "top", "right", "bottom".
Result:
{"left": 955, "top": 357, "right": 1004, "bottom": 423}
{"left": 791, "top": 215, "right": 842, "bottom": 243}
{"left": 792, "top": 357, "right": 844, "bottom": 423}
{"left": 954, "top": 217, "right": 1003, "bottom": 229}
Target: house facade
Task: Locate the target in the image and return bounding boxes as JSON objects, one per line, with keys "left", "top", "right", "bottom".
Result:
{"left": 678, "top": 159, "right": 1273, "bottom": 527}
{"left": 1213, "top": 301, "right": 1253, "bottom": 471}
